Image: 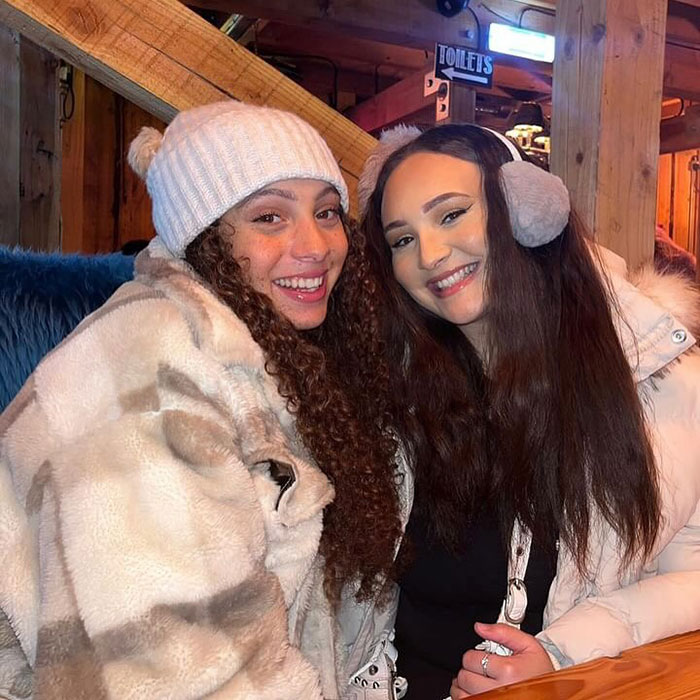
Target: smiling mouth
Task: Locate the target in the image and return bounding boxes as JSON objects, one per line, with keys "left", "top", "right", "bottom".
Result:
{"left": 273, "top": 274, "right": 325, "bottom": 292}
{"left": 428, "top": 262, "right": 480, "bottom": 296}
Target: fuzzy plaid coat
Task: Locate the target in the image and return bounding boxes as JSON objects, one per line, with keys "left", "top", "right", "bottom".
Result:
{"left": 0, "top": 239, "right": 338, "bottom": 700}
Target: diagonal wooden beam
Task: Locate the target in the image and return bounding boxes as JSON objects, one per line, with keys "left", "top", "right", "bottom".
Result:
{"left": 0, "top": 0, "right": 377, "bottom": 213}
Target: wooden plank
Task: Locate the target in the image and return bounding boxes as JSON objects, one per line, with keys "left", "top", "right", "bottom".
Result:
{"left": 479, "top": 630, "right": 700, "bottom": 699}
{"left": 656, "top": 152, "right": 672, "bottom": 233}
{"left": 60, "top": 66, "right": 85, "bottom": 253}
{"left": 661, "top": 104, "right": 700, "bottom": 154}
{"left": 0, "top": 0, "right": 378, "bottom": 214}
{"left": 663, "top": 44, "right": 700, "bottom": 101}
{"left": 0, "top": 23, "right": 20, "bottom": 247}
{"left": 82, "top": 76, "right": 117, "bottom": 253}
{"left": 672, "top": 149, "right": 696, "bottom": 250}
{"left": 346, "top": 69, "right": 432, "bottom": 133}
{"left": 117, "top": 99, "right": 164, "bottom": 249}
{"left": 551, "top": 0, "right": 667, "bottom": 268}
{"left": 19, "top": 36, "right": 60, "bottom": 251}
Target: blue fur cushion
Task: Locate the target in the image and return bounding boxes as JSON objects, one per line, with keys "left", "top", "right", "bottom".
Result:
{"left": 0, "top": 246, "right": 134, "bottom": 412}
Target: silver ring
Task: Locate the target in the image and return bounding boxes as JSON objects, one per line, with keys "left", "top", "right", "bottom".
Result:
{"left": 480, "top": 652, "right": 491, "bottom": 678}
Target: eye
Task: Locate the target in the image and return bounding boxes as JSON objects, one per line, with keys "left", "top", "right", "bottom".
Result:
{"left": 252, "top": 212, "right": 282, "bottom": 224}
{"left": 441, "top": 208, "right": 469, "bottom": 225}
{"left": 390, "top": 234, "right": 414, "bottom": 250}
{"left": 316, "top": 206, "right": 341, "bottom": 222}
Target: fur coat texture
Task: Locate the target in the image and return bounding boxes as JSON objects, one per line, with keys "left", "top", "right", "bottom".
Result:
{"left": 0, "top": 239, "right": 335, "bottom": 700}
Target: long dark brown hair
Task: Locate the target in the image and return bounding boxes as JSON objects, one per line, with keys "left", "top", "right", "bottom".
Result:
{"left": 185, "top": 214, "right": 401, "bottom": 604}
{"left": 363, "top": 124, "right": 660, "bottom": 575}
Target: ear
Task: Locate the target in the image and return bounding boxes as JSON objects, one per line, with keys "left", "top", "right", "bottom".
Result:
{"left": 500, "top": 161, "right": 570, "bottom": 247}
{"left": 357, "top": 124, "right": 422, "bottom": 217}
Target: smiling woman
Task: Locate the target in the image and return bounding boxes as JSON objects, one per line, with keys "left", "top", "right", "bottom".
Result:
{"left": 0, "top": 100, "right": 402, "bottom": 700}
{"left": 352, "top": 123, "right": 700, "bottom": 700}
{"left": 221, "top": 179, "right": 348, "bottom": 331}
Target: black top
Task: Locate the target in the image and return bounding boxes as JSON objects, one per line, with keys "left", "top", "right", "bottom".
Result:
{"left": 394, "top": 510, "right": 557, "bottom": 699}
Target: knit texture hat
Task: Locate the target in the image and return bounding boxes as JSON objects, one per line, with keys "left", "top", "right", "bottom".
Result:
{"left": 128, "top": 101, "right": 349, "bottom": 258}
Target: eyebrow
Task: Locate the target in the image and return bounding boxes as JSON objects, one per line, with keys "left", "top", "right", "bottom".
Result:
{"left": 245, "top": 188, "right": 298, "bottom": 203}
{"left": 244, "top": 185, "right": 339, "bottom": 205}
{"left": 383, "top": 191, "right": 473, "bottom": 235}
{"left": 422, "top": 192, "right": 472, "bottom": 213}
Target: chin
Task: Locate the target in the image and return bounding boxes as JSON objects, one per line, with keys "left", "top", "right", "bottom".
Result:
{"left": 288, "top": 310, "right": 328, "bottom": 331}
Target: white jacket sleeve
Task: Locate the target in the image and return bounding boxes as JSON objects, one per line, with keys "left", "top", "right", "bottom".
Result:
{"left": 538, "top": 503, "right": 700, "bottom": 668}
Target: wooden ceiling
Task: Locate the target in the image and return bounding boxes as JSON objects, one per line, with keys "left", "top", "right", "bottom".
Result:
{"left": 183, "top": 0, "right": 699, "bottom": 134}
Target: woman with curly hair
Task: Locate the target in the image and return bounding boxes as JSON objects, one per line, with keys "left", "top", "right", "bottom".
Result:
{"left": 353, "top": 123, "right": 700, "bottom": 699}
{"left": 0, "top": 101, "right": 401, "bottom": 700}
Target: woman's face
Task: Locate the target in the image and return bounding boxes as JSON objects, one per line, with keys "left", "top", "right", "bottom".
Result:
{"left": 223, "top": 178, "right": 348, "bottom": 330}
{"left": 381, "top": 152, "right": 488, "bottom": 341}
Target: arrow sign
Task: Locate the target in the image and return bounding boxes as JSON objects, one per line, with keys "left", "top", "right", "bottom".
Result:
{"left": 441, "top": 67, "right": 490, "bottom": 85}
{"left": 435, "top": 42, "right": 494, "bottom": 88}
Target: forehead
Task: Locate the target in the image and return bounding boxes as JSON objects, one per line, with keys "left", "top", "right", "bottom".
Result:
{"left": 381, "top": 152, "right": 482, "bottom": 220}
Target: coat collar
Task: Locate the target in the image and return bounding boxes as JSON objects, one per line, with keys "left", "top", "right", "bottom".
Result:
{"left": 598, "top": 247, "right": 698, "bottom": 384}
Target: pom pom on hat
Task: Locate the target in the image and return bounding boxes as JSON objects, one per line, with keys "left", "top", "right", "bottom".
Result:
{"left": 128, "top": 126, "right": 163, "bottom": 181}
{"left": 358, "top": 124, "right": 422, "bottom": 216}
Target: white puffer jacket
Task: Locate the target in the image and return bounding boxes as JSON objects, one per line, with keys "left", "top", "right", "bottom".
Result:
{"left": 334, "top": 253, "right": 700, "bottom": 699}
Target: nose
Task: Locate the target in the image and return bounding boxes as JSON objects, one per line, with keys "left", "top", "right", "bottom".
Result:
{"left": 417, "top": 230, "right": 450, "bottom": 271}
{"left": 290, "top": 216, "right": 330, "bottom": 261}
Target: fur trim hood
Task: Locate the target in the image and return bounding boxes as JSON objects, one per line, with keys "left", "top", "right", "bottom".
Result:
{"left": 630, "top": 264, "right": 700, "bottom": 339}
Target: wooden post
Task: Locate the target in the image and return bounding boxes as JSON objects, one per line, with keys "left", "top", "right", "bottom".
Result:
{"left": 0, "top": 23, "right": 20, "bottom": 247}
{"left": 19, "top": 36, "right": 60, "bottom": 251}
{"left": 551, "top": 0, "right": 668, "bottom": 268}
{"left": 437, "top": 83, "right": 476, "bottom": 124}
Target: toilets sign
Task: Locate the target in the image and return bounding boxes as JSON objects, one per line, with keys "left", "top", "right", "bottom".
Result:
{"left": 434, "top": 42, "right": 494, "bottom": 88}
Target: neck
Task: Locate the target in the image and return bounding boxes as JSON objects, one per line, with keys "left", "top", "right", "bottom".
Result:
{"left": 460, "top": 316, "right": 488, "bottom": 363}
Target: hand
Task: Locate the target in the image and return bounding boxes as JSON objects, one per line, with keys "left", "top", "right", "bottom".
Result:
{"left": 449, "top": 622, "right": 555, "bottom": 698}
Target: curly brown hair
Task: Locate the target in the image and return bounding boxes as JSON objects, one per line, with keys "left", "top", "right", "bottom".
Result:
{"left": 185, "top": 216, "right": 402, "bottom": 604}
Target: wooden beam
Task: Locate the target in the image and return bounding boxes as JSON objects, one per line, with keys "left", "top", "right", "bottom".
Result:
{"left": 0, "top": 0, "right": 378, "bottom": 213}
{"left": 0, "top": 23, "right": 20, "bottom": 247}
{"left": 663, "top": 43, "right": 700, "bottom": 101}
{"left": 551, "top": 0, "right": 667, "bottom": 268}
{"left": 661, "top": 104, "right": 700, "bottom": 154}
{"left": 186, "top": 0, "right": 557, "bottom": 50}
{"left": 19, "top": 37, "right": 60, "bottom": 251}
{"left": 345, "top": 58, "right": 551, "bottom": 134}
{"left": 346, "top": 69, "right": 432, "bottom": 133}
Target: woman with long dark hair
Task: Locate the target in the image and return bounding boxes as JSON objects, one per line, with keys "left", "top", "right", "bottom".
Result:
{"left": 0, "top": 101, "right": 401, "bottom": 699}
{"left": 354, "top": 123, "right": 700, "bottom": 698}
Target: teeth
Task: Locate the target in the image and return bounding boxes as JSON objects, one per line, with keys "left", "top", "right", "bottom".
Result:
{"left": 434, "top": 263, "right": 478, "bottom": 290}
{"left": 274, "top": 275, "right": 324, "bottom": 291}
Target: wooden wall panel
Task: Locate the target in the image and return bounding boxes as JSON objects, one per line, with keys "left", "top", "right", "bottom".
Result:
{"left": 656, "top": 148, "right": 700, "bottom": 257}
{"left": 19, "top": 36, "right": 60, "bottom": 250}
{"left": 656, "top": 153, "right": 673, "bottom": 234}
{"left": 0, "top": 23, "right": 20, "bottom": 247}
{"left": 60, "top": 66, "right": 85, "bottom": 253}
{"left": 672, "top": 150, "right": 698, "bottom": 251}
{"left": 117, "top": 100, "right": 163, "bottom": 249}
{"left": 82, "top": 76, "right": 117, "bottom": 253}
